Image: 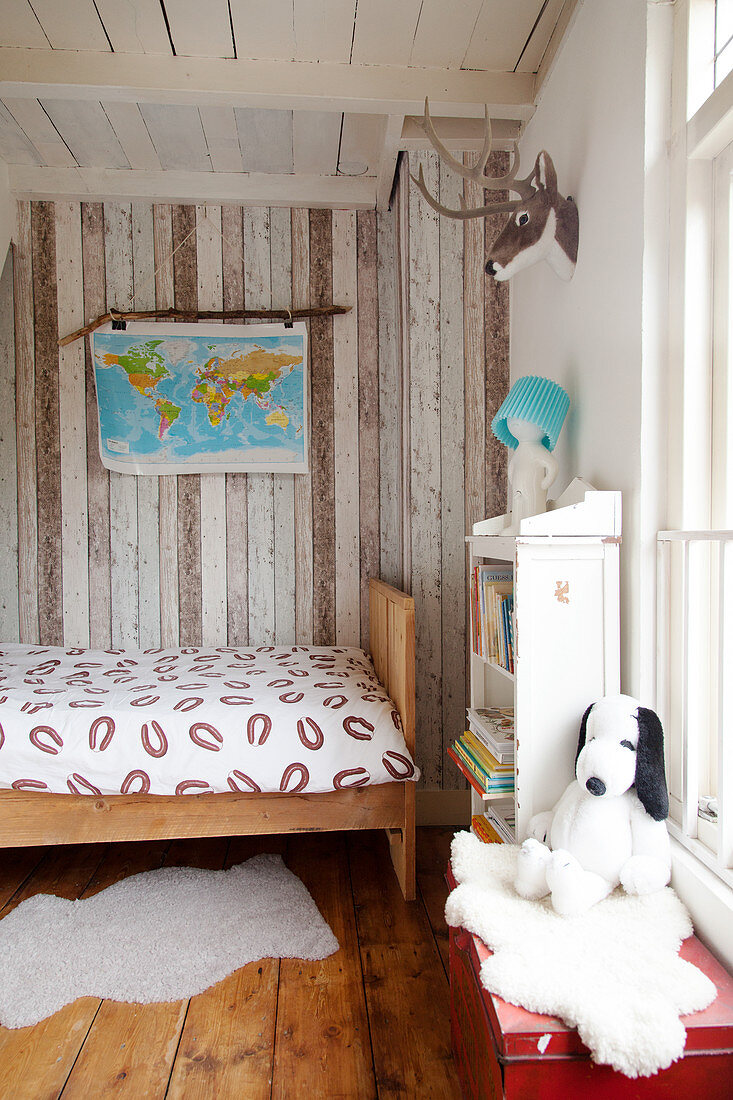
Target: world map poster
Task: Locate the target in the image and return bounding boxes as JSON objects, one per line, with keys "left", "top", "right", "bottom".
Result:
{"left": 91, "top": 322, "right": 308, "bottom": 474}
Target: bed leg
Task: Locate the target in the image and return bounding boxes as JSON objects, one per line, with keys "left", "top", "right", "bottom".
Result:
{"left": 386, "top": 784, "right": 416, "bottom": 901}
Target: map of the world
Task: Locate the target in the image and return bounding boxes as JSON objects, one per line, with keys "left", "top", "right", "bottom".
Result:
{"left": 91, "top": 322, "right": 308, "bottom": 474}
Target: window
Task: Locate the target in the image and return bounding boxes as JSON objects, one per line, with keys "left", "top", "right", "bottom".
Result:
{"left": 688, "top": 0, "right": 733, "bottom": 114}
{"left": 716, "top": 0, "right": 733, "bottom": 88}
{"left": 659, "top": 0, "right": 733, "bottom": 887}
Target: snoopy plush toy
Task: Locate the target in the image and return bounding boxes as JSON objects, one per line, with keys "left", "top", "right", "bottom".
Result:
{"left": 514, "top": 695, "right": 672, "bottom": 916}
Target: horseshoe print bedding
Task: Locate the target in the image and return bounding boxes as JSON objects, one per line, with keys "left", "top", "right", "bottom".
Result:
{"left": 0, "top": 645, "right": 419, "bottom": 797}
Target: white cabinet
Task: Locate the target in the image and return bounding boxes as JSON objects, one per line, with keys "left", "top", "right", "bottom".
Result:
{"left": 465, "top": 491, "right": 622, "bottom": 841}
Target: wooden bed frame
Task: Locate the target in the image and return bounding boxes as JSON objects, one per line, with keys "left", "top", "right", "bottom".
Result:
{"left": 0, "top": 579, "right": 417, "bottom": 899}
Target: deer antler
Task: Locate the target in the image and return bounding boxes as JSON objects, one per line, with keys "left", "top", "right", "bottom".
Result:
{"left": 410, "top": 97, "right": 535, "bottom": 220}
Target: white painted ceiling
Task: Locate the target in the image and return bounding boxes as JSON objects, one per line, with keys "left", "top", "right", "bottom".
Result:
{"left": 0, "top": 0, "right": 576, "bottom": 208}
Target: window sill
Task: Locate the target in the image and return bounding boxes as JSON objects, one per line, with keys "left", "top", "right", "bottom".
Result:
{"left": 670, "top": 836, "right": 733, "bottom": 974}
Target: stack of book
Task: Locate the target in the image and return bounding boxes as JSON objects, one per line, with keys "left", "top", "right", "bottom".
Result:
{"left": 470, "top": 565, "right": 514, "bottom": 672}
{"left": 472, "top": 805, "right": 515, "bottom": 844}
{"left": 448, "top": 728, "right": 514, "bottom": 796}
{"left": 467, "top": 706, "right": 514, "bottom": 764}
{"left": 471, "top": 814, "right": 505, "bottom": 843}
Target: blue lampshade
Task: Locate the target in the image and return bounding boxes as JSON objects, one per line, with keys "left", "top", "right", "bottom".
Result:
{"left": 491, "top": 376, "right": 570, "bottom": 451}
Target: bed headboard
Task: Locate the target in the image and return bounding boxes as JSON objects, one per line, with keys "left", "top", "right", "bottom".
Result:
{"left": 368, "top": 579, "right": 415, "bottom": 755}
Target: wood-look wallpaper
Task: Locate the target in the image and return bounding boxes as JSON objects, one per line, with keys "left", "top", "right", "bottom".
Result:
{"left": 0, "top": 151, "right": 508, "bottom": 790}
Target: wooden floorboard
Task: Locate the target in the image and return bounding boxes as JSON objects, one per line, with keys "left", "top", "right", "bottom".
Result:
{"left": 349, "top": 830, "right": 460, "bottom": 1099}
{"left": 0, "top": 827, "right": 459, "bottom": 1099}
{"left": 166, "top": 834, "right": 281, "bottom": 1100}
{"left": 273, "top": 832, "right": 376, "bottom": 1099}
{"left": 416, "top": 826, "right": 454, "bottom": 979}
{"left": 59, "top": 839, "right": 182, "bottom": 1100}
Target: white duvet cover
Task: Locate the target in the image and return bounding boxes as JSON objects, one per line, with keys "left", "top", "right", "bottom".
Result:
{"left": 0, "top": 645, "right": 419, "bottom": 796}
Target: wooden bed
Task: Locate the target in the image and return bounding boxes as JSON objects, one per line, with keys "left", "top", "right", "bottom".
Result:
{"left": 0, "top": 579, "right": 417, "bottom": 899}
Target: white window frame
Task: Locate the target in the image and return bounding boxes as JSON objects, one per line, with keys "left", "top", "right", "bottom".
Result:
{"left": 662, "top": 0, "right": 733, "bottom": 896}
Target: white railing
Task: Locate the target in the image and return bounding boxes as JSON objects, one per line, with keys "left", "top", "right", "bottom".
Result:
{"left": 657, "top": 529, "right": 733, "bottom": 884}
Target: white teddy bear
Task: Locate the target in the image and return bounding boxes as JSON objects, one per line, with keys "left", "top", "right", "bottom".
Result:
{"left": 514, "top": 694, "right": 672, "bottom": 916}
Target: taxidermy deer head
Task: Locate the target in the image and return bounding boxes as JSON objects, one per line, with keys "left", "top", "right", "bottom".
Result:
{"left": 411, "top": 99, "right": 579, "bottom": 282}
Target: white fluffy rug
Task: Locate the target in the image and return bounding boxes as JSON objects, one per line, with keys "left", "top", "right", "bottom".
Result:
{"left": 447, "top": 832, "right": 717, "bottom": 1078}
{"left": 0, "top": 854, "right": 338, "bottom": 1029}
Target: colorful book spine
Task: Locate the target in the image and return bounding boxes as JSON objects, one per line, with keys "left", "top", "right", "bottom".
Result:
{"left": 470, "top": 566, "right": 513, "bottom": 663}
{"left": 450, "top": 742, "right": 515, "bottom": 793}
{"left": 462, "top": 730, "right": 512, "bottom": 775}
{"left": 501, "top": 596, "right": 513, "bottom": 673}
{"left": 447, "top": 746, "right": 491, "bottom": 797}
{"left": 488, "top": 584, "right": 498, "bottom": 663}
{"left": 471, "top": 814, "right": 505, "bottom": 844}
{"left": 454, "top": 742, "right": 513, "bottom": 788}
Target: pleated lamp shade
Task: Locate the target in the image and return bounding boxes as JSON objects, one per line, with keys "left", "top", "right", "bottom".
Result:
{"left": 491, "top": 376, "right": 570, "bottom": 451}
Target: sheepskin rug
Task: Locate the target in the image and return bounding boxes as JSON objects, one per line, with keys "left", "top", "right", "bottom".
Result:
{"left": 446, "top": 831, "right": 717, "bottom": 1078}
{"left": 0, "top": 853, "right": 338, "bottom": 1029}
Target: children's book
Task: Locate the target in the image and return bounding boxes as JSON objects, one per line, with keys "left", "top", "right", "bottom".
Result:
{"left": 471, "top": 814, "right": 504, "bottom": 844}
{"left": 460, "top": 730, "right": 513, "bottom": 775}
{"left": 467, "top": 706, "right": 514, "bottom": 761}
{"left": 484, "top": 803, "right": 515, "bottom": 843}
{"left": 470, "top": 565, "right": 512, "bottom": 659}
{"left": 451, "top": 741, "right": 514, "bottom": 792}
{"left": 448, "top": 746, "right": 514, "bottom": 796}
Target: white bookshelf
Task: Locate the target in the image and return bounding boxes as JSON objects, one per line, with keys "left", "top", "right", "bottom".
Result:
{"left": 464, "top": 491, "right": 622, "bottom": 841}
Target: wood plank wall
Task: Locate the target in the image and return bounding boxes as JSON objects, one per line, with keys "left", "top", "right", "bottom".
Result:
{"left": 400, "top": 151, "right": 509, "bottom": 788}
{"left": 1, "top": 152, "right": 508, "bottom": 790}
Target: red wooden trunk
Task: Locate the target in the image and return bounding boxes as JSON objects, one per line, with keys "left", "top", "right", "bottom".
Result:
{"left": 447, "top": 866, "right": 733, "bottom": 1099}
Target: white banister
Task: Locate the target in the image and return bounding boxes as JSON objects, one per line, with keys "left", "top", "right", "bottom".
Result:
{"left": 657, "top": 529, "right": 733, "bottom": 877}
{"left": 718, "top": 540, "right": 733, "bottom": 868}
{"left": 681, "top": 538, "right": 698, "bottom": 838}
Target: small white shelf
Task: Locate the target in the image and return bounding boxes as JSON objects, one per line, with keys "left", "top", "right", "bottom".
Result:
{"left": 462, "top": 490, "right": 622, "bottom": 841}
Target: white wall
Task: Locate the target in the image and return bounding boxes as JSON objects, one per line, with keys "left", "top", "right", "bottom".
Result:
{"left": 510, "top": 0, "right": 648, "bottom": 696}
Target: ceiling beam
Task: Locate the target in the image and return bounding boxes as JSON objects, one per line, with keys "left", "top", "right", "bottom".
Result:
{"left": 8, "top": 165, "right": 377, "bottom": 209}
{"left": 0, "top": 48, "right": 536, "bottom": 119}
{"left": 535, "top": 0, "right": 580, "bottom": 97}
{"left": 399, "top": 115, "right": 522, "bottom": 152}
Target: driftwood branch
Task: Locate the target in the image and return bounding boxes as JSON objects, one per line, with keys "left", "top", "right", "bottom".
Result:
{"left": 59, "top": 305, "right": 351, "bottom": 348}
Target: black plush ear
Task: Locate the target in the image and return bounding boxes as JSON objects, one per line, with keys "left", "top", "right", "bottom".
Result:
{"left": 575, "top": 703, "right": 594, "bottom": 767}
{"left": 634, "top": 707, "right": 669, "bottom": 821}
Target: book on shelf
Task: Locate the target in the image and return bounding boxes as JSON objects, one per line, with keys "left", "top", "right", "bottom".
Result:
{"left": 484, "top": 804, "right": 515, "bottom": 844}
{"left": 470, "top": 565, "right": 513, "bottom": 666}
{"left": 470, "top": 565, "right": 508, "bottom": 655}
{"left": 471, "top": 814, "right": 505, "bottom": 844}
{"left": 453, "top": 743, "right": 514, "bottom": 790}
{"left": 489, "top": 587, "right": 513, "bottom": 667}
{"left": 449, "top": 745, "right": 514, "bottom": 792}
{"left": 467, "top": 707, "right": 514, "bottom": 763}
{"left": 448, "top": 747, "right": 509, "bottom": 798}
{"left": 501, "top": 595, "right": 514, "bottom": 673}
{"left": 507, "top": 603, "right": 515, "bottom": 670}
{"left": 447, "top": 746, "right": 485, "bottom": 797}
{"left": 448, "top": 742, "right": 515, "bottom": 796}
{"left": 459, "top": 730, "right": 513, "bottom": 777}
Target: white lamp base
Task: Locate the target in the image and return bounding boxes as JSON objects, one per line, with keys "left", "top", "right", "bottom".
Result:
{"left": 503, "top": 439, "right": 558, "bottom": 534}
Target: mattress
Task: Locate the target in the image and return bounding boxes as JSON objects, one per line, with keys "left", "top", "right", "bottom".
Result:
{"left": 0, "top": 644, "right": 419, "bottom": 796}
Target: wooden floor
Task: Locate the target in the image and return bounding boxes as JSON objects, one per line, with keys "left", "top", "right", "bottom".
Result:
{"left": 0, "top": 827, "right": 461, "bottom": 1099}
